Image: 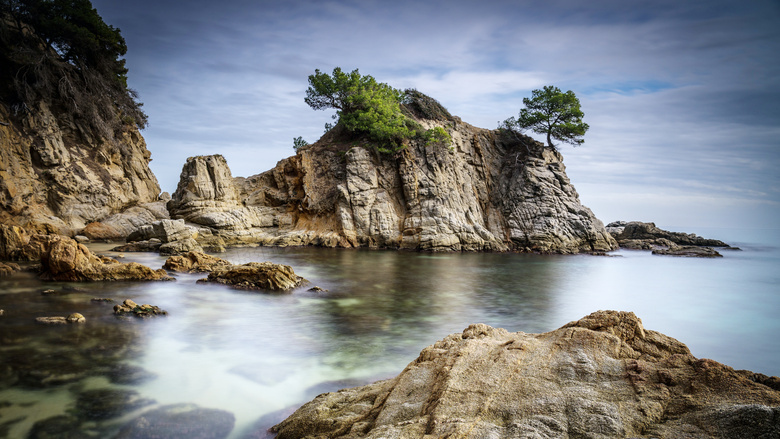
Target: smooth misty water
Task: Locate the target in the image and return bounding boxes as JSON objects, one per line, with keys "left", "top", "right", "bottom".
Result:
{"left": 0, "top": 228, "right": 778, "bottom": 438}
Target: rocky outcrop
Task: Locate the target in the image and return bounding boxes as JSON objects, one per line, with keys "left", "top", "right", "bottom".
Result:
{"left": 118, "top": 219, "right": 204, "bottom": 255}
{"left": 196, "top": 262, "right": 306, "bottom": 292}
{"left": 0, "top": 101, "right": 162, "bottom": 236}
{"left": 607, "top": 221, "right": 733, "bottom": 257}
{"left": 272, "top": 310, "right": 780, "bottom": 439}
{"left": 168, "top": 119, "right": 616, "bottom": 253}
{"left": 0, "top": 224, "right": 173, "bottom": 281}
{"left": 162, "top": 251, "right": 233, "bottom": 273}
{"left": 81, "top": 200, "right": 170, "bottom": 241}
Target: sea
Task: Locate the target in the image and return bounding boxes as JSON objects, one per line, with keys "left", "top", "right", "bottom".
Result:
{"left": 0, "top": 226, "right": 778, "bottom": 438}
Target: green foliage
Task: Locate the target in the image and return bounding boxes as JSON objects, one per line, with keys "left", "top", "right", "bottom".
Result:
{"left": 504, "top": 85, "right": 589, "bottom": 148}
{"left": 0, "top": 0, "right": 147, "bottom": 135}
{"left": 305, "top": 67, "right": 415, "bottom": 153}
{"left": 292, "top": 136, "right": 308, "bottom": 151}
{"left": 421, "top": 126, "right": 452, "bottom": 150}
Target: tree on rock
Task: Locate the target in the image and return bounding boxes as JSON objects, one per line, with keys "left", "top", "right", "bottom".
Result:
{"left": 304, "top": 67, "right": 415, "bottom": 153}
{"left": 504, "top": 86, "right": 589, "bottom": 149}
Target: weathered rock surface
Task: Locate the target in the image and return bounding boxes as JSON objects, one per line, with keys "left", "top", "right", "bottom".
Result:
{"left": 0, "top": 100, "right": 162, "bottom": 236}
{"left": 81, "top": 200, "right": 170, "bottom": 241}
{"left": 169, "top": 115, "right": 616, "bottom": 253}
{"left": 0, "top": 261, "right": 20, "bottom": 276}
{"left": 121, "top": 219, "right": 204, "bottom": 255}
{"left": 113, "top": 299, "right": 168, "bottom": 317}
{"left": 272, "top": 310, "right": 780, "bottom": 439}
{"left": 163, "top": 251, "right": 233, "bottom": 273}
{"left": 607, "top": 221, "right": 733, "bottom": 257}
{"left": 0, "top": 225, "right": 173, "bottom": 281}
{"left": 197, "top": 262, "right": 306, "bottom": 291}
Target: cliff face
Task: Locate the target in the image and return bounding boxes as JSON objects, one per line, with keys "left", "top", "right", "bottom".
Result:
{"left": 169, "top": 118, "right": 616, "bottom": 253}
{"left": 0, "top": 101, "right": 161, "bottom": 235}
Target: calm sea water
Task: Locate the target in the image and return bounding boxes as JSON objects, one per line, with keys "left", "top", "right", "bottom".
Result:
{"left": 0, "top": 227, "right": 778, "bottom": 437}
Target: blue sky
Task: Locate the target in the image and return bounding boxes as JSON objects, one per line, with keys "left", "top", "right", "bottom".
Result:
{"left": 91, "top": 0, "right": 780, "bottom": 231}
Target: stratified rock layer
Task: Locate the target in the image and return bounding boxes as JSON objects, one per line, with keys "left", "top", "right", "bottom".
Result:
{"left": 272, "top": 310, "right": 780, "bottom": 439}
{"left": 168, "top": 120, "right": 616, "bottom": 253}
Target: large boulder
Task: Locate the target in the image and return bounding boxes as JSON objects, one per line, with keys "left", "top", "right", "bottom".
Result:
{"left": 272, "top": 310, "right": 780, "bottom": 439}
{"left": 123, "top": 219, "right": 204, "bottom": 255}
{"left": 197, "top": 262, "right": 306, "bottom": 291}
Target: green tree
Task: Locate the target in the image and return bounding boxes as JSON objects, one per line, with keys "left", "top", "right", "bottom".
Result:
{"left": 292, "top": 136, "right": 308, "bottom": 151}
{"left": 505, "top": 86, "right": 589, "bottom": 149}
{"left": 304, "top": 67, "right": 414, "bottom": 153}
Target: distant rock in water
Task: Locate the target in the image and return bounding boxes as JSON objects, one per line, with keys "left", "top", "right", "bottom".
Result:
{"left": 607, "top": 221, "right": 734, "bottom": 257}
{"left": 271, "top": 310, "right": 780, "bottom": 439}
{"left": 168, "top": 116, "right": 617, "bottom": 253}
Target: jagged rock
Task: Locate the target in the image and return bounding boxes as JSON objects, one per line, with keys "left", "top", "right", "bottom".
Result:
{"left": 272, "top": 310, "right": 780, "bottom": 439}
{"left": 197, "top": 262, "right": 306, "bottom": 291}
{"left": 652, "top": 245, "right": 723, "bottom": 257}
{"left": 0, "top": 261, "right": 20, "bottom": 276}
{"left": 113, "top": 299, "right": 168, "bottom": 318}
{"left": 124, "top": 219, "right": 204, "bottom": 255}
{"left": 0, "top": 224, "right": 30, "bottom": 259}
{"left": 40, "top": 237, "right": 173, "bottom": 281}
{"left": 169, "top": 116, "right": 616, "bottom": 253}
{"left": 81, "top": 201, "right": 170, "bottom": 241}
{"left": 114, "top": 403, "right": 235, "bottom": 439}
{"left": 163, "top": 251, "right": 233, "bottom": 273}
{"left": 608, "top": 221, "right": 731, "bottom": 249}
{"left": 0, "top": 100, "right": 162, "bottom": 236}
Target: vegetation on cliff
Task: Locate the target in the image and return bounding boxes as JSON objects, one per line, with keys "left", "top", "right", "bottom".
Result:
{"left": 304, "top": 67, "right": 454, "bottom": 154}
{"left": 502, "top": 85, "right": 589, "bottom": 149}
{"left": 0, "top": 0, "right": 147, "bottom": 138}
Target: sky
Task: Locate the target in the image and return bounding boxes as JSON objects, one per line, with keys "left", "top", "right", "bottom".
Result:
{"left": 90, "top": 0, "right": 780, "bottom": 232}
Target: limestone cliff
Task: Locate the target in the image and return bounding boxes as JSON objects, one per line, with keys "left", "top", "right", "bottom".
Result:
{"left": 169, "top": 118, "right": 616, "bottom": 253}
{"left": 0, "top": 102, "right": 163, "bottom": 235}
{"left": 0, "top": 10, "right": 164, "bottom": 236}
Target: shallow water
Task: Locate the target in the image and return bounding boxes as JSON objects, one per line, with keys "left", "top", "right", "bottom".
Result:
{"left": 0, "top": 228, "right": 778, "bottom": 437}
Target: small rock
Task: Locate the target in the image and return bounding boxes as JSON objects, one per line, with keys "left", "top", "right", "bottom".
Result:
{"left": 74, "top": 235, "right": 89, "bottom": 243}
{"left": 652, "top": 246, "right": 723, "bottom": 257}
{"left": 41, "top": 289, "right": 56, "bottom": 295}
{"left": 114, "top": 299, "right": 168, "bottom": 318}
{"left": 0, "top": 261, "right": 20, "bottom": 276}
{"left": 91, "top": 298, "right": 114, "bottom": 303}
{"left": 66, "top": 313, "right": 86, "bottom": 323}
{"left": 35, "top": 316, "right": 68, "bottom": 325}
{"left": 0, "top": 309, "right": 4, "bottom": 316}
{"left": 308, "top": 286, "right": 328, "bottom": 292}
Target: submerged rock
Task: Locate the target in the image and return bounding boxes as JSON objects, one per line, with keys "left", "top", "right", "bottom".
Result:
{"left": 74, "top": 388, "right": 155, "bottom": 420}
{"left": 197, "top": 262, "right": 306, "bottom": 292}
{"left": 272, "top": 310, "right": 780, "bottom": 439}
{"left": 114, "top": 403, "right": 235, "bottom": 439}
{"left": 652, "top": 245, "right": 723, "bottom": 257}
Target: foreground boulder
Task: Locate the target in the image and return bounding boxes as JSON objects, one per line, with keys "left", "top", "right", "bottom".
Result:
{"left": 197, "top": 262, "right": 306, "bottom": 291}
{"left": 272, "top": 310, "right": 780, "bottom": 439}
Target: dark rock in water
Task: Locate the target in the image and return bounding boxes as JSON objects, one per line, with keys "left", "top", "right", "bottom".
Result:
{"left": 105, "top": 363, "right": 158, "bottom": 385}
{"left": 26, "top": 414, "right": 85, "bottom": 439}
{"left": 74, "top": 388, "right": 155, "bottom": 421}
{"left": 91, "top": 297, "right": 114, "bottom": 303}
{"left": 272, "top": 311, "right": 780, "bottom": 439}
{"left": 607, "top": 221, "right": 731, "bottom": 250}
{"left": 652, "top": 245, "right": 723, "bottom": 257}
{"left": 114, "top": 403, "right": 235, "bottom": 439}
{"left": 197, "top": 262, "right": 306, "bottom": 292}
{"left": 113, "top": 299, "right": 168, "bottom": 318}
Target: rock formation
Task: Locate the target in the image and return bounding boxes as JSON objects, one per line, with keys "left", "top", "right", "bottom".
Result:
{"left": 272, "top": 310, "right": 780, "bottom": 439}
{"left": 113, "top": 299, "right": 168, "bottom": 318}
{"left": 607, "top": 221, "right": 733, "bottom": 257}
{"left": 0, "top": 12, "right": 162, "bottom": 237}
{"left": 169, "top": 117, "right": 617, "bottom": 253}
{"left": 162, "top": 251, "right": 233, "bottom": 273}
{"left": 118, "top": 219, "right": 204, "bottom": 255}
{"left": 0, "top": 224, "right": 172, "bottom": 281}
{"left": 196, "top": 261, "right": 307, "bottom": 292}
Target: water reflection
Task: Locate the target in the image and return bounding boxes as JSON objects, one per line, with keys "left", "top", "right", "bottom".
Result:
{"left": 0, "top": 237, "right": 778, "bottom": 438}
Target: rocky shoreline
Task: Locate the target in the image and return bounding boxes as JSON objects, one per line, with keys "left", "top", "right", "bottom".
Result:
{"left": 271, "top": 311, "right": 780, "bottom": 439}
{"left": 606, "top": 221, "right": 737, "bottom": 257}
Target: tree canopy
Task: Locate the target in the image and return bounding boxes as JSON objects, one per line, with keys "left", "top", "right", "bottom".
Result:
{"left": 503, "top": 86, "right": 589, "bottom": 149}
{"left": 304, "top": 67, "right": 415, "bottom": 153}
{"left": 0, "top": 0, "right": 146, "bottom": 134}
